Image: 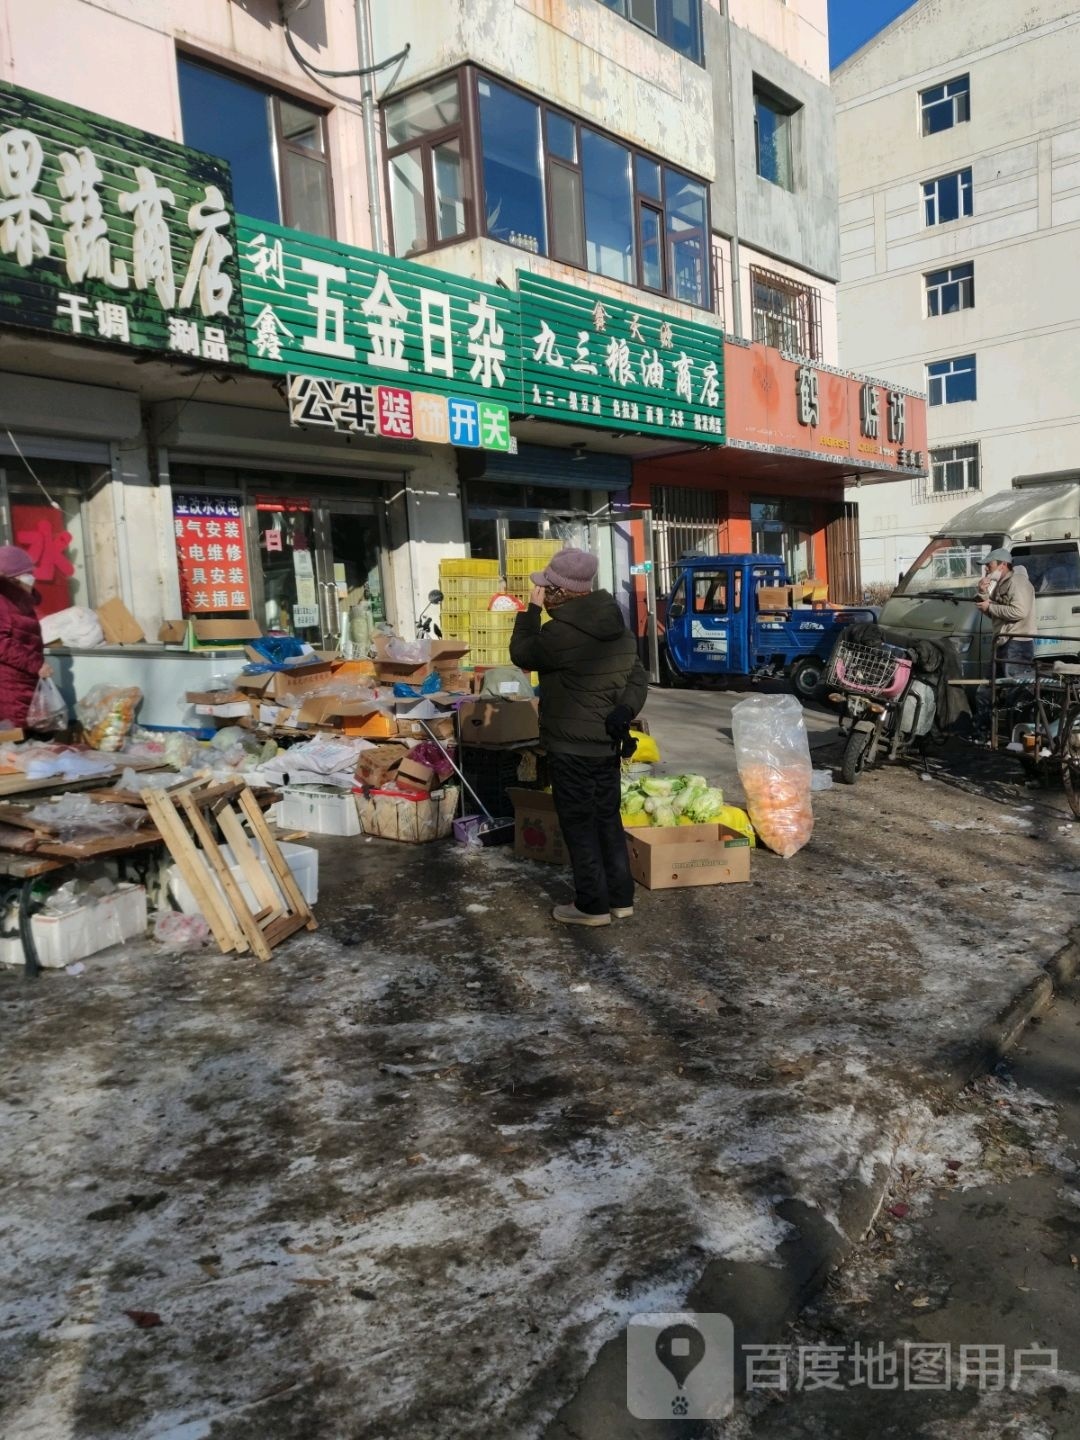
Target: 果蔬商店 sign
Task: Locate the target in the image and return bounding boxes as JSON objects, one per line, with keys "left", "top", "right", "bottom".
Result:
{"left": 0, "top": 81, "right": 246, "bottom": 364}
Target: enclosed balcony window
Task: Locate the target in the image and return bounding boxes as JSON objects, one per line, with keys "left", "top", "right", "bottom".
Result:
{"left": 595, "top": 0, "right": 703, "bottom": 65}
{"left": 383, "top": 68, "right": 711, "bottom": 308}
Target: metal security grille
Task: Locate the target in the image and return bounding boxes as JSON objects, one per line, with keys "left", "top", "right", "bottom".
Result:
{"left": 652, "top": 485, "right": 725, "bottom": 591}
{"left": 750, "top": 265, "right": 823, "bottom": 361}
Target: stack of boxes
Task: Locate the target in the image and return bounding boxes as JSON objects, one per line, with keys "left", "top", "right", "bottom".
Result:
{"left": 438, "top": 559, "right": 503, "bottom": 663}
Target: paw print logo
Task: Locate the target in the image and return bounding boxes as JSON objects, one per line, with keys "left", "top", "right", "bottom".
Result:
{"left": 671, "top": 1394, "right": 689, "bottom": 1417}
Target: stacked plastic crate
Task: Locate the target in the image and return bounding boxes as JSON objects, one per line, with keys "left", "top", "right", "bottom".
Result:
{"left": 505, "top": 538, "right": 562, "bottom": 606}
{"left": 437, "top": 559, "right": 503, "bottom": 663}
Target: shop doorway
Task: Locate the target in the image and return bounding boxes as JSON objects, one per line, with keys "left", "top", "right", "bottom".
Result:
{"left": 751, "top": 497, "right": 814, "bottom": 582}
{"left": 255, "top": 498, "right": 385, "bottom": 646}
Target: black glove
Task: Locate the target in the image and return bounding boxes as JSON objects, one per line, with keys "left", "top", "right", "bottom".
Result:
{"left": 605, "top": 704, "right": 638, "bottom": 759}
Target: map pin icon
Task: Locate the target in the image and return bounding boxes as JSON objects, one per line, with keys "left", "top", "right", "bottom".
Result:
{"left": 656, "top": 1322, "right": 706, "bottom": 1391}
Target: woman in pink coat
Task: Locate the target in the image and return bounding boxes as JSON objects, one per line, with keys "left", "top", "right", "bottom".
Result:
{"left": 0, "top": 547, "right": 47, "bottom": 728}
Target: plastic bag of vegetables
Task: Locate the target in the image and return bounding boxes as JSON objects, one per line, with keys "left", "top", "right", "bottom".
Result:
{"left": 731, "top": 695, "right": 813, "bottom": 858}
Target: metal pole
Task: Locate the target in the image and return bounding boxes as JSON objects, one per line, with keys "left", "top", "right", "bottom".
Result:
{"left": 355, "top": 0, "right": 386, "bottom": 253}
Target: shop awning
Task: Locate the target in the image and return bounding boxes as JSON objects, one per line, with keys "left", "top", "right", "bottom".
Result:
{"left": 482, "top": 444, "right": 631, "bottom": 493}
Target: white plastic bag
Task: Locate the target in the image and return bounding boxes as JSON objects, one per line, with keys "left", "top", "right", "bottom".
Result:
{"left": 26, "top": 676, "right": 68, "bottom": 731}
{"left": 39, "top": 606, "right": 105, "bottom": 649}
{"left": 731, "top": 695, "right": 814, "bottom": 859}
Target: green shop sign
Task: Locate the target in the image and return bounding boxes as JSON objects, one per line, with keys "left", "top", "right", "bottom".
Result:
{"left": 518, "top": 271, "right": 725, "bottom": 444}
{"left": 0, "top": 81, "right": 245, "bottom": 364}
{"left": 238, "top": 218, "right": 522, "bottom": 436}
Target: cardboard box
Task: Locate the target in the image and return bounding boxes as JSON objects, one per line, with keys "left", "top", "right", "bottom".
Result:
{"left": 97, "top": 598, "right": 144, "bottom": 645}
{"left": 374, "top": 660, "right": 435, "bottom": 687}
{"left": 469, "top": 670, "right": 533, "bottom": 698}
{"left": 159, "top": 619, "right": 263, "bottom": 646}
{"left": 624, "top": 824, "right": 751, "bottom": 891}
{"left": 755, "top": 585, "right": 793, "bottom": 611}
{"left": 396, "top": 713, "right": 455, "bottom": 740}
{"left": 435, "top": 667, "right": 471, "bottom": 694}
{"left": 457, "top": 697, "right": 539, "bottom": 747}
{"left": 431, "top": 641, "right": 470, "bottom": 668}
{"left": 356, "top": 743, "right": 409, "bottom": 788}
{"left": 395, "top": 757, "right": 436, "bottom": 794}
{"left": 508, "top": 788, "right": 566, "bottom": 866}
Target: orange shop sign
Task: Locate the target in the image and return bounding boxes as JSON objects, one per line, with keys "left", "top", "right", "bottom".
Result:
{"left": 723, "top": 343, "right": 928, "bottom": 474}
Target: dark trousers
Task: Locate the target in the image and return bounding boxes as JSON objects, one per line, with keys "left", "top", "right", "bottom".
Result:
{"left": 974, "top": 638, "right": 1036, "bottom": 735}
{"left": 549, "top": 752, "right": 635, "bottom": 916}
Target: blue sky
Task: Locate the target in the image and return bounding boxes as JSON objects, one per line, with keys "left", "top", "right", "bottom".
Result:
{"left": 829, "top": 0, "right": 919, "bottom": 69}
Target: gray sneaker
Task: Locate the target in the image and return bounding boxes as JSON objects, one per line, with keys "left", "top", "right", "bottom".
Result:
{"left": 552, "top": 904, "right": 611, "bottom": 927}
{"left": 611, "top": 906, "right": 634, "bottom": 919}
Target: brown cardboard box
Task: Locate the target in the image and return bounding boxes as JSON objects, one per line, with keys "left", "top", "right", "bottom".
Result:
{"left": 430, "top": 641, "right": 470, "bottom": 668}
{"left": 374, "top": 660, "right": 435, "bottom": 686}
{"left": 159, "top": 619, "right": 263, "bottom": 645}
{"left": 624, "top": 824, "right": 751, "bottom": 890}
{"left": 457, "top": 697, "right": 539, "bottom": 746}
{"left": 508, "top": 788, "right": 566, "bottom": 866}
{"left": 395, "top": 757, "right": 436, "bottom": 794}
{"left": 185, "top": 690, "right": 252, "bottom": 719}
{"left": 396, "top": 713, "right": 455, "bottom": 740}
{"left": 435, "top": 667, "right": 471, "bottom": 694}
{"left": 469, "top": 669, "right": 532, "bottom": 698}
{"left": 755, "top": 585, "right": 793, "bottom": 611}
{"left": 97, "top": 598, "right": 144, "bottom": 645}
{"left": 356, "top": 743, "right": 409, "bottom": 787}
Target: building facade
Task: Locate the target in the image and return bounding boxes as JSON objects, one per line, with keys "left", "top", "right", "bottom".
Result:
{"left": 834, "top": 0, "right": 1080, "bottom": 588}
{"left": 0, "top": 0, "right": 924, "bottom": 717}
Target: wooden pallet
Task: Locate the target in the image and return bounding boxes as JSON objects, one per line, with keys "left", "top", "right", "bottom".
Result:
{"left": 142, "top": 779, "right": 317, "bottom": 961}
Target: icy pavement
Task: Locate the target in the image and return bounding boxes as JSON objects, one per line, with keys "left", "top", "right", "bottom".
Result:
{"left": 1, "top": 714, "right": 1078, "bottom": 1439}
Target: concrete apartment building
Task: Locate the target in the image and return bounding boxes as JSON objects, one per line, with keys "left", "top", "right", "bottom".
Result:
{"left": 834, "top": 0, "right": 1080, "bottom": 588}
{"left": 0, "top": 0, "right": 923, "bottom": 714}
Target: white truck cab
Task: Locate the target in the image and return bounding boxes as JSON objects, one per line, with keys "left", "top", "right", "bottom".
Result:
{"left": 879, "top": 477, "right": 1080, "bottom": 678}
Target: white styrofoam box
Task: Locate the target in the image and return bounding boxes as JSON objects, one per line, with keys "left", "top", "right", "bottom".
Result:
{"left": 0, "top": 884, "right": 148, "bottom": 970}
{"left": 278, "top": 786, "right": 361, "bottom": 837}
{"left": 167, "top": 841, "right": 319, "bottom": 917}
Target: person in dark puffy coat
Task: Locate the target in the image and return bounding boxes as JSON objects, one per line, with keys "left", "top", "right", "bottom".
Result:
{"left": 0, "top": 546, "right": 47, "bottom": 728}
{"left": 510, "top": 547, "right": 648, "bottom": 927}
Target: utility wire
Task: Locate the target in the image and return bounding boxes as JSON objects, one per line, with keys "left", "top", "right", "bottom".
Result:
{"left": 282, "top": 15, "right": 409, "bottom": 81}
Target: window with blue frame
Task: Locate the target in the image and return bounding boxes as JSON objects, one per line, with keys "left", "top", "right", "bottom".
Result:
{"left": 923, "top": 168, "right": 973, "bottom": 226}
{"left": 385, "top": 68, "right": 712, "bottom": 308}
{"left": 927, "top": 354, "right": 977, "bottom": 405}
{"left": 595, "top": 0, "right": 703, "bottom": 66}
{"left": 921, "top": 75, "right": 970, "bottom": 135}
{"left": 177, "top": 56, "right": 332, "bottom": 236}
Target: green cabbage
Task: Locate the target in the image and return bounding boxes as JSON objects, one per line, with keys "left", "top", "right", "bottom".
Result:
{"left": 672, "top": 773, "right": 709, "bottom": 794}
{"left": 685, "top": 787, "right": 725, "bottom": 823}
{"left": 638, "top": 775, "right": 676, "bottom": 797}
{"left": 621, "top": 791, "right": 646, "bottom": 814}
{"left": 649, "top": 803, "right": 678, "bottom": 827}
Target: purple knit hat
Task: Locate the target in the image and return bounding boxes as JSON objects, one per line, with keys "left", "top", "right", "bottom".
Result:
{"left": 0, "top": 546, "right": 35, "bottom": 579}
{"left": 530, "top": 547, "right": 599, "bottom": 594}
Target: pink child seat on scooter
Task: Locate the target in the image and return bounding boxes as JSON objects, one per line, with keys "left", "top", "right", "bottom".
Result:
{"left": 834, "top": 654, "right": 912, "bottom": 699}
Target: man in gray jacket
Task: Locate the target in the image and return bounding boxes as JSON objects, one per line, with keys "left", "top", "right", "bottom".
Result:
{"left": 973, "top": 547, "right": 1036, "bottom": 738}
{"left": 510, "top": 547, "right": 648, "bottom": 927}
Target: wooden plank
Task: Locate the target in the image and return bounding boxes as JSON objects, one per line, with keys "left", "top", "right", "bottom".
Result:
{"left": 0, "top": 823, "right": 41, "bottom": 853}
{"left": 237, "top": 788, "right": 317, "bottom": 932}
{"left": 215, "top": 805, "right": 285, "bottom": 923}
{"left": 262, "top": 913, "right": 309, "bottom": 948}
{"left": 0, "top": 854, "right": 64, "bottom": 879}
{"left": 176, "top": 792, "right": 271, "bottom": 962}
{"left": 0, "top": 805, "right": 57, "bottom": 834}
{"left": 36, "top": 833, "right": 162, "bottom": 861}
{"left": 143, "top": 790, "right": 243, "bottom": 956}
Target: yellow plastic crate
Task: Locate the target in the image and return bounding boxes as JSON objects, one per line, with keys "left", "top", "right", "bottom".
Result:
{"left": 440, "top": 558, "right": 501, "bottom": 578}
{"left": 505, "top": 539, "right": 561, "bottom": 562}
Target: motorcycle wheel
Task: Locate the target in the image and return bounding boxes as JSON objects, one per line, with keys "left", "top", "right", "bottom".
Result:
{"left": 840, "top": 729, "right": 872, "bottom": 785}
{"left": 790, "top": 657, "right": 824, "bottom": 702}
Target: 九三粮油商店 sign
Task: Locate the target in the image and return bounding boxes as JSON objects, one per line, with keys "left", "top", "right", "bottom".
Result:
{"left": 0, "top": 81, "right": 246, "bottom": 364}
{"left": 237, "top": 217, "right": 522, "bottom": 421}
{"left": 517, "top": 271, "right": 725, "bottom": 444}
